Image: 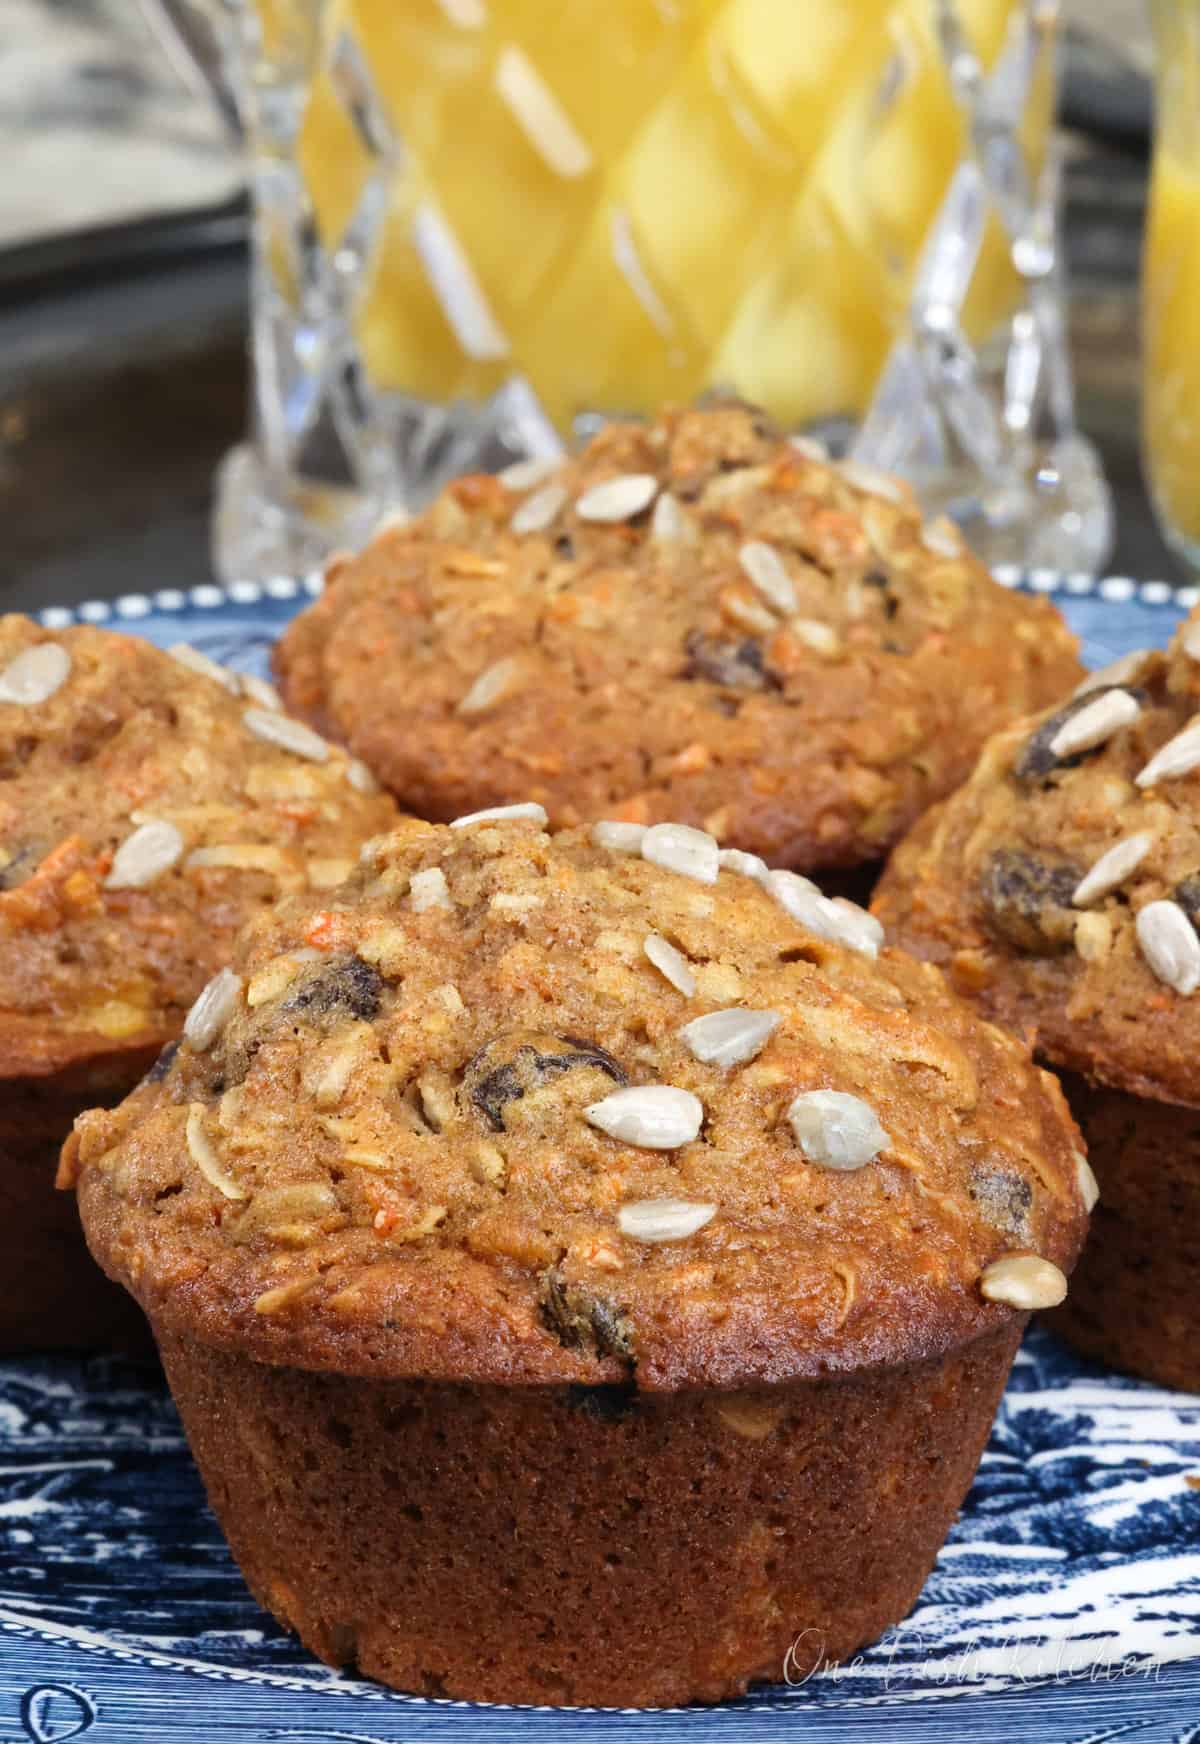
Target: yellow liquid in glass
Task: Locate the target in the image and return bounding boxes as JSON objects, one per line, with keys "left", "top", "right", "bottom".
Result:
{"left": 273, "top": 0, "right": 1040, "bottom": 432}
{"left": 1144, "top": 161, "right": 1200, "bottom": 559}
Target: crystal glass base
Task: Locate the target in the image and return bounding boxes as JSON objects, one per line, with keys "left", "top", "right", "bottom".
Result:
{"left": 204, "top": 0, "right": 1114, "bottom": 587}
{"left": 213, "top": 409, "right": 1112, "bottom": 587}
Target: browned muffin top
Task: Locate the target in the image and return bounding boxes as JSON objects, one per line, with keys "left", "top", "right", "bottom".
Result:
{"left": 874, "top": 612, "right": 1200, "bottom": 1106}
{"left": 67, "top": 810, "right": 1087, "bottom": 1389}
{"left": 0, "top": 616, "right": 395, "bottom": 1080}
{"left": 274, "top": 403, "right": 1081, "bottom": 871}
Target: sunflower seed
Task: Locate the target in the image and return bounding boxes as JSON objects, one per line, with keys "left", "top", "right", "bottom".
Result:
{"left": 787, "top": 1089, "right": 889, "bottom": 1169}
{"left": 168, "top": 642, "right": 239, "bottom": 690}
{"left": 766, "top": 871, "right": 882, "bottom": 958}
{"left": 1047, "top": 688, "right": 1140, "bottom": 759}
{"left": 1135, "top": 715, "right": 1200, "bottom": 787}
{"left": 105, "top": 819, "right": 185, "bottom": 890}
{"left": 1073, "top": 650, "right": 1150, "bottom": 697}
{"left": 920, "top": 517, "right": 962, "bottom": 559}
{"left": 510, "top": 481, "right": 567, "bottom": 535}
{"left": 650, "top": 490, "right": 690, "bottom": 544}
{"left": 591, "top": 820, "right": 647, "bottom": 853}
{"left": 738, "top": 541, "right": 796, "bottom": 615}
{"left": 679, "top": 1007, "right": 780, "bottom": 1068}
{"left": 791, "top": 619, "right": 842, "bottom": 655}
{"left": 575, "top": 473, "right": 658, "bottom": 524}
{"left": 617, "top": 1197, "right": 715, "bottom": 1242}
{"left": 1072, "top": 831, "right": 1155, "bottom": 906}
{"left": 186, "top": 1102, "right": 245, "bottom": 1200}
{"left": 640, "top": 822, "right": 719, "bottom": 884}
{"left": 458, "top": 656, "right": 522, "bottom": 716}
{"left": 410, "top": 866, "right": 452, "bottom": 911}
{"left": 240, "top": 673, "right": 283, "bottom": 710}
{"left": 1135, "top": 899, "right": 1200, "bottom": 994}
{"left": 345, "top": 757, "right": 379, "bottom": 793}
{"left": 979, "top": 1253, "right": 1067, "bottom": 1309}
{"left": 498, "top": 455, "right": 560, "bottom": 490}
{"left": 183, "top": 967, "right": 243, "bottom": 1051}
{"left": 450, "top": 801, "right": 548, "bottom": 828}
{"left": 0, "top": 642, "right": 71, "bottom": 705}
{"left": 790, "top": 434, "right": 829, "bottom": 462}
{"left": 243, "top": 708, "right": 330, "bottom": 762}
{"left": 584, "top": 1085, "right": 703, "bottom": 1149}
{"left": 719, "top": 847, "right": 769, "bottom": 882}
{"left": 840, "top": 460, "right": 904, "bottom": 503}
{"left": 643, "top": 933, "right": 696, "bottom": 996}
{"left": 1074, "top": 1149, "right": 1100, "bottom": 1213}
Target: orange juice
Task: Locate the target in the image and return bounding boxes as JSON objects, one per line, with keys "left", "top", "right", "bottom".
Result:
{"left": 1144, "top": 3, "right": 1200, "bottom": 563}
{"left": 266, "top": 0, "right": 1043, "bottom": 433}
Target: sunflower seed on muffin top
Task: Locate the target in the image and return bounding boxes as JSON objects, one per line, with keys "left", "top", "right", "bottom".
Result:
{"left": 874, "top": 606, "right": 1200, "bottom": 1104}
{"left": 65, "top": 810, "right": 1087, "bottom": 1388}
{"left": 0, "top": 615, "right": 395, "bottom": 1078}
{"left": 272, "top": 401, "right": 1081, "bottom": 874}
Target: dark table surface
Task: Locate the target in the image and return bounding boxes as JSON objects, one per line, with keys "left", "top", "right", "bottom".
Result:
{"left": 0, "top": 143, "right": 1180, "bottom": 614}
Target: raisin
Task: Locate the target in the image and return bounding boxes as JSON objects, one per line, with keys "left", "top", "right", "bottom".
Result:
{"left": 0, "top": 847, "right": 34, "bottom": 890}
{"left": 1174, "top": 877, "right": 1200, "bottom": 926}
{"left": 142, "top": 1039, "right": 179, "bottom": 1086}
{"left": 1014, "top": 687, "right": 1147, "bottom": 784}
{"left": 284, "top": 953, "right": 383, "bottom": 1023}
{"left": 969, "top": 1165, "right": 1033, "bottom": 1239}
{"left": 682, "top": 630, "right": 778, "bottom": 692}
{"left": 464, "top": 1031, "right": 627, "bottom": 1132}
{"left": 565, "top": 1382, "right": 639, "bottom": 1421}
{"left": 978, "top": 850, "right": 1081, "bottom": 955}
{"left": 539, "top": 1268, "right": 634, "bottom": 1361}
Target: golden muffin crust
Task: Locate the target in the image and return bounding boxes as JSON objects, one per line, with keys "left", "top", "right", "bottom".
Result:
{"left": 274, "top": 404, "right": 1081, "bottom": 871}
{"left": 0, "top": 616, "right": 396, "bottom": 1080}
{"left": 874, "top": 614, "right": 1200, "bottom": 1105}
{"left": 68, "top": 811, "right": 1087, "bottom": 1389}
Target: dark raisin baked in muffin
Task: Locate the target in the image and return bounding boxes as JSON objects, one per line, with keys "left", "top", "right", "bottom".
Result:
{"left": 875, "top": 615, "right": 1200, "bottom": 1390}
{"left": 0, "top": 615, "right": 395, "bottom": 1348}
{"left": 66, "top": 807, "right": 1087, "bottom": 1705}
{"left": 274, "top": 402, "right": 1081, "bottom": 874}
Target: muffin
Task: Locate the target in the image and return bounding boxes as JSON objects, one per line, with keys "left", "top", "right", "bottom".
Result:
{"left": 65, "top": 807, "right": 1087, "bottom": 1705}
{"left": 274, "top": 402, "right": 1081, "bottom": 874}
{"left": 0, "top": 615, "right": 395, "bottom": 1349}
{"left": 874, "top": 619, "right": 1200, "bottom": 1390}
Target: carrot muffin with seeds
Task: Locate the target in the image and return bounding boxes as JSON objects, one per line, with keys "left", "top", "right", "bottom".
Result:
{"left": 66, "top": 806, "right": 1087, "bottom": 1705}
{"left": 874, "top": 612, "right": 1200, "bottom": 1390}
{"left": 274, "top": 402, "right": 1081, "bottom": 874}
{"left": 0, "top": 614, "right": 395, "bottom": 1349}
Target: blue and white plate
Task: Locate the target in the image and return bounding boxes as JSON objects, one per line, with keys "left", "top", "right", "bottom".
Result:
{"left": 4, "top": 575, "right": 1200, "bottom": 1744}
